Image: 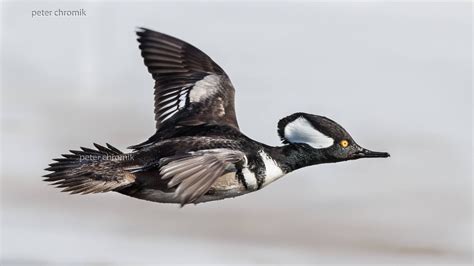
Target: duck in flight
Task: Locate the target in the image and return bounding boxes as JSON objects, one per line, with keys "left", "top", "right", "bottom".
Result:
{"left": 44, "top": 28, "right": 390, "bottom": 206}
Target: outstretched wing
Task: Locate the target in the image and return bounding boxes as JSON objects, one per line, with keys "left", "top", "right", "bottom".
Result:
{"left": 159, "top": 149, "right": 245, "bottom": 205}
{"left": 136, "top": 28, "right": 239, "bottom": 131}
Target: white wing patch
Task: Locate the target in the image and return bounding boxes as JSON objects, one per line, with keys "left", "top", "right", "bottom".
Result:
{"left": 189, "top": 74, "right": 221, "bottom": 102}
{"left": 284, "top": 117, "right": 334, "bottom": 148}
{"left": 259, "top": 151, "right": 285, "bottom": 187}
{"left": 157, "top": 86, "right": 191, "bottom": 123}
{"left": 177, "top": 90, "right": 188, "bottom": 109}
{"left": 155, "top": 74, "right": 222, "bottom": 124}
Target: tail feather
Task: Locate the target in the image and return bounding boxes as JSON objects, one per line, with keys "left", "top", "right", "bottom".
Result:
{"left": 44, "top": 143, "right": 136, "bottom": 194}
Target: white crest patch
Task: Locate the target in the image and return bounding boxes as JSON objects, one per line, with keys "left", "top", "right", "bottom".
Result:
{"left": 259, "top": 151, "right": 285, "bottom": 187}
{"left": 284, "top": 117, "right": 334, "bottom": 148}
{"left": 189, "top": 74, "right": 221, "bottom": 102}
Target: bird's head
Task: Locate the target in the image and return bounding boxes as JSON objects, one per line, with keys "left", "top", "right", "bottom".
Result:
{"left": 277, "top": 113, "right": 390, "bottom": 163}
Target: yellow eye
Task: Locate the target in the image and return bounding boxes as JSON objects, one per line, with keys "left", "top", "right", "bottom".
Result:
{"left": 340, "top": 140, "right": 349, "bottom": 148}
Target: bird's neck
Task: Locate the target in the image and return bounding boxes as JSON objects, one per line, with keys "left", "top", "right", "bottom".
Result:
{"left": 265, "top": 143, "right": 337, "bottom": 173}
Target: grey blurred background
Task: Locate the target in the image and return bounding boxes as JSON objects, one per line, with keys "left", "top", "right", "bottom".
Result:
{"left": 1, "top": 1, "right": 472, "bottom": 265}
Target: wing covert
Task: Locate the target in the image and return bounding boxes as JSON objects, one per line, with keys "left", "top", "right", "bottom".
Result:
{"left": 159, "top": 149, "right": 245, "bottom": 205}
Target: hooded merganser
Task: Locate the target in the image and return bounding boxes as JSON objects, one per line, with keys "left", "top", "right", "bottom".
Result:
{"left": 44, "top": 28, "right": 390, "bottom": 206}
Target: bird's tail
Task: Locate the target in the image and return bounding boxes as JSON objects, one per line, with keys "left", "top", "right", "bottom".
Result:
{"left": 43, "top": 143, "right": 137, "bottom": 194}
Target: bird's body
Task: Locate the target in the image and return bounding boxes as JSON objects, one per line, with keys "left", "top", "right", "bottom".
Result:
{"left": 44, "top": 28, "right": 389, "bottom": 206}
{"left": 119, "top": 125, "right": 280, "bottom": 203}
